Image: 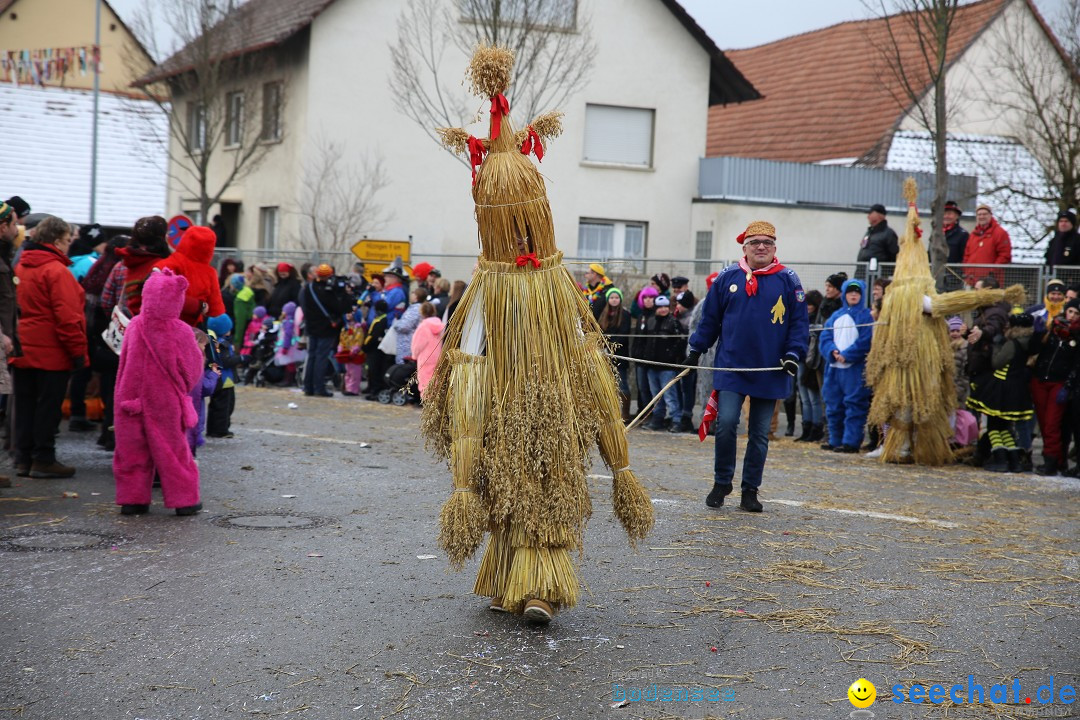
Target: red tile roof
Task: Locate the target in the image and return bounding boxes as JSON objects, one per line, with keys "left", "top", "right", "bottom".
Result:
{"left": 706, "top": 0, "right": 1008, "bottom": 165}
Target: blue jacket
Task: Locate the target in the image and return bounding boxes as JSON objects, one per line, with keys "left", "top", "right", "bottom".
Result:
{"left": 688, "top": 263, "right": 810, "bottom": 399}
{"left": 819, "top": 279, "right": 874, "bottom": 368}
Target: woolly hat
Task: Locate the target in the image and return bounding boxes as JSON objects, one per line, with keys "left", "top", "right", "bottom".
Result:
{"left": 869, "top": 203, "right": 887, "bottom": 215}
{"left": 605, "top": 287, "right": 623, "bottom": 300}
{"left": 316, "top": 263, "right": 334, "bottom": 278}
{"left": 705, "top": 271, "right": 720, "bottom": 289}
{"left": 207, "top": 314, "right": 233, "bottom": 336}
{"left": 283, "top": 301, "right": 297, "bottom": 316}
{"left": 229, "top": 273, "right": 245, "bottom": 292}
{"left": 277, "top": 262, "right": 293, "bottom": 274}
{"left": 4, "top": 196, "right": 30, "bottom": 219}
{"left": 588, "top": 262, "right": 606, "bottom": 276}
{"left": 676, "top": 290, "right": 695, "bottom": 309}
{"left": 412, "top": 262, "right": 434, "bottom": 281}
{"left": 374, "top": 299, "right": 389, "bottom": 313}
{"left": 736, "top": 220, "right": 776, "bottom": 244}
{"left": 253, "top": 306, "right": 267, "bottom": 319}
{"left": 826, "top": 272, "right": 848, "bottom": 290}
{"left": 946, "top": 316, "right": 964, "bottom": 331}
{"left": 1058, "top": 210, "right": 1077, "bottom": 225}
{"left": 0, "top": 201, "right": 12, "bottom": 223}
{"left": 655, "top": 295, "right": 670, "bottom": 307}
{"left": 1007, "top": 311, "right": 1034, "bottom": 328}
{"left": 650, "top": 273, "right": 670, "bottom": 292}
{"left": 1047, "top": 278, "right": 1067, "bottom": 294}
{"left": 1065, "top": 297, "right": 1080, "bottom": 313}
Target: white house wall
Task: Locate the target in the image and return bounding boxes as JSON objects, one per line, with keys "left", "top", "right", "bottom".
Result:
{"left": 302, "top": 0, "right": 710, "bottom": 262}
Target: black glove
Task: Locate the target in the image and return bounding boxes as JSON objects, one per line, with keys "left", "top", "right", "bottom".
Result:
{"left": 685, "top": 350, "right": 701, "bottom": 367}
{"left": 781, "top": 356, "right": 798, "bottom": 377}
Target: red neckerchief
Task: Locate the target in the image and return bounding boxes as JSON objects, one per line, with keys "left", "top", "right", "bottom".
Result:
{"left": 737, "top": 256, "right": 785, "bottom": 297}
{"left": 943, "top": 222, "right": 956, "bottom": 232}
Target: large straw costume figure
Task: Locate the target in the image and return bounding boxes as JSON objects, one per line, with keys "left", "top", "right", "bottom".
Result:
{"left": 866, "top": 179, "right": 1024, "bottom": 465}
{"left": 420, "top": 46, "right": 654, "bottom": 621}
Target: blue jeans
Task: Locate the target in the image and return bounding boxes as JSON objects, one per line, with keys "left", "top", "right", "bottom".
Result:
{"left": 714, "top": 391, "right": 773, "bottom": 491}
{"left": 637, "top": 363, "right": 665, "bottom": 417}
{"left": 647, "top": 368, "right": 681, "bottom": 421}
{"left": 796, "top": 363, "right": 822, "bottom": 424}
{"left": 303, "top": 335, "right": 336, "bottom": 395}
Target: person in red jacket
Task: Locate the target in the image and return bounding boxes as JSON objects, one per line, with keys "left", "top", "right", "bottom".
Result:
{"left": 963, "top": 204, "right": 1011, "bottom": 286}
{"left": 155, "top": 225, "right": 225, "bottom": 326}
{"left": 11, "top": 216, "right": 88, "bottom": 478}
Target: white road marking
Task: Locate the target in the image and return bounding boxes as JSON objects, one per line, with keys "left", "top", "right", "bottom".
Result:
{"left": 244, "top": 428, "right": 371, "bottom": 447}
{"left": 770, "top": 499, "right": 958, "bottom": 528}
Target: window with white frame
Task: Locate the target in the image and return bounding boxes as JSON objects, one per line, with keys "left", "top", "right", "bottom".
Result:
{"left": 694, "top": 231, "right": 713, "bottom": 274}
{"left": 259, "top": 206, "right": 279, "bottom": 250}
{"left": 261, "top": 81, "right": 282, "bottom": 142}
{"left": 225, "top": 91, "right": 244, "bottom": 147}
{"left": 582, "top": 104, "right": 654, "bottom": 167}
{"left": 459, "top": 0, "right": 577, "bottom": 31}
{"left": 187, "top": 102, "right": 206, "bottom": 152}
{"left": 577, "top": 219, "right": 647, "bottom": 271}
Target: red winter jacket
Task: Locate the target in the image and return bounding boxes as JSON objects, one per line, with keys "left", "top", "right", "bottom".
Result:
{"left": 12, "top": 243, "right": 87, "bottom": 370}
{"left": 963, "top": 218, "right": 1011, "bottom": 265}
{"left": 155, "top": 226, "right": 225, "bottom": 325}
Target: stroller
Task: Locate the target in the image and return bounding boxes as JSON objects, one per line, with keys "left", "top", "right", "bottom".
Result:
{"left": 378, "top": 359, "right": 420, "bottom": 406}
{"left": 243, "top": 323, "right": 283, "bottom": 387}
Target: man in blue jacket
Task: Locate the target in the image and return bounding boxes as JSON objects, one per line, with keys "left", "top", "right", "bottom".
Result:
{"left": 818, "top": 279, "right": 874, "bottom": 453}
{"left": 686, "top": 221, "right": 810, "bottom": 512}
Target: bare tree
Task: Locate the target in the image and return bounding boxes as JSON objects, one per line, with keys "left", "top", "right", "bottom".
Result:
{"left": 867, "top": 0, "right": 962, "bottom": 279}
{"left": 292, "top": 138, "right": 392, "bottom": 254}
{"left": 390, "top": 0, "right": 597, "bottom": 162}
{"left": 979, "top": 0, "right": 1080, "bottom": 220}
{"left": 125, "top": 0, "right": 286, "bottom": 222}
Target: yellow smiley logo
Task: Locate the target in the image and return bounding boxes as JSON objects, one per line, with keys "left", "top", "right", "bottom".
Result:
{"left": 848, "top": 678, "right": 876, "bottom": 708}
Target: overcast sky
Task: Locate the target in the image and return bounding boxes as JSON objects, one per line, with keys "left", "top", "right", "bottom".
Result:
{"left": 110, "top": 0, "right": 1070, "bottom": 59}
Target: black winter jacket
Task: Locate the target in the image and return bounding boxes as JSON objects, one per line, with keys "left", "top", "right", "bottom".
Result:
{"left": 857, "top": 220, "right": 900, "bottom": 263}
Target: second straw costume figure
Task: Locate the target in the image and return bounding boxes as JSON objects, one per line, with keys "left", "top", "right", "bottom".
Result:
{"left": 420, "top": 46, "right": 654, "bottom": 622}
{"left": 865, "top": 179, "right": 1024, "bottom": 465}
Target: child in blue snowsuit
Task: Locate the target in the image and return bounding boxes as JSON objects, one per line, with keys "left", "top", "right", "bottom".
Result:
{"left": 819, "top": 279, "right": 874, "bottom": 452}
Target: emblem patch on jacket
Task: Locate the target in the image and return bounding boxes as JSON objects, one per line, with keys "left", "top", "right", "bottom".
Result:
{"left": 771, "top": 295, "right": 786, "bottom": 324}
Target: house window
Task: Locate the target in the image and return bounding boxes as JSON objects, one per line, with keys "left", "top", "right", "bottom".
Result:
{"left": 187, "top": 102, "right": 206, "bottom": 152}
{"left": 694, "top": 231, "right": 713, "bottom": 274}
{"left": 577, "top": 219, "right": 647, "bottom": 271}
{"left": 225, "top": 91, "right": 244, "bottom": 147}
{"left": 261, "top": 82, "right": 282, "bottom": 142}
{"left": 459, "top": 0, "right": 577, "bottom": 31}
{"left": 259, "top": 206, "right": 278, "bottom": 250}
{"left": 582, "top": 104, "right": 654, "bottom": 167}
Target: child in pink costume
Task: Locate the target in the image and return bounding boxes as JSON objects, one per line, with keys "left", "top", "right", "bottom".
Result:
{"left": 113, "top": 269, "right": 205, "bottom": 516}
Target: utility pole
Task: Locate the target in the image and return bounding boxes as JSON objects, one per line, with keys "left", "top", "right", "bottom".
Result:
{"left": 89, "top": 0, "right": 101, "bottom": 223}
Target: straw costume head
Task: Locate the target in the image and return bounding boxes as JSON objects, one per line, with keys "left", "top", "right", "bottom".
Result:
{"left": 865, "top": 179, "right": 1025, "bottom": 465}
{"left": 421, "top": 46, "right": 654, "bottom": 617}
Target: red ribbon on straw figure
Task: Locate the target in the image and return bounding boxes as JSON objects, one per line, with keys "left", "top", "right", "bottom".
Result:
{"left": 515, "top": 252, "right": 540, "bottom": 268}
{"left": 467, "top": 135, "right": 488, "bottom": 185}
{"left": 489, "top": 93, "right": 510, "bottom": 139}
{"left": 520, "top": 126, "right": 544, "bottom": 161}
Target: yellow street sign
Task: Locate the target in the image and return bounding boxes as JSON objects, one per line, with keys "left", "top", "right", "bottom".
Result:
{"left": 350, "top": 239, "right": 411, "bottom": 269}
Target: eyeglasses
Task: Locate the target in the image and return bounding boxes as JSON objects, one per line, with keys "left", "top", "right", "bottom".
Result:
{"left": 745, "top": 239, "right": 775, "bottom": 248}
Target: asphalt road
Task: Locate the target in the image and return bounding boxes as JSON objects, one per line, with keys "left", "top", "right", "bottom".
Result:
{"left": 1, "top": 386, "right": 1077, "bottom": 720}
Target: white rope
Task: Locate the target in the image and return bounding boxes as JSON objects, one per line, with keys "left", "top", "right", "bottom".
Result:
{"left": 610, "top": 321, "right": 885, "bottom": 340}
{"left": 607, "top": 353, "right": 781, "bottom": 372}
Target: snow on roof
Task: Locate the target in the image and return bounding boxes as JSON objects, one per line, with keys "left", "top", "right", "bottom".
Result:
{"left": 885, "top": 129, "right": 1056, "bottom": 264}
{"left": 0, "top": 84, "right": 167, "bottom": 227}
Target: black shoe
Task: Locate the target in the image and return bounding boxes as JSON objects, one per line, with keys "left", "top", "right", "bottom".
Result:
{"left": 667, "top": 421, "right": 684, "bottom": 433}
{"left": 316, "top": 391, "right": 333, "bottom": 398}
{"left": 706, "top": 483, "right": 732, "bottom": 508}
{"left": 120, "top": 504, "right": 149, "bottom": 515}
{"left": 68, "top": 418, "right": 94, "bottom": 432}
{"left": 29, "top": 461, "right": 76, "bottom": 478}
{"left": 740, "top": 490, "right": 763, "bottom": 513}
{"left": 15, "top": 464, "right": 30, "bottom": 477}
{"left": 794, "top": 422, "right": 812, "bottom": 442}
{"left": 644, "top": 419, "right": 666, "bottom": 431}
{"left": 175, "top": 503, "right": 203, "bottom": 516}
{"left": 809, "top": 424, "right": 825, "bottom": 442}
{"left": 984, "top": 449, "right": 1009, "bottom": 473}
{"left": 1007, "top": 450, "right": 1022, "bottom": 473}
{"left": 820, "top": 442, "right": 835, "bottom": 451}
{"left": 1035, "top": 457, "right": 1058, "bottom": 476}
{"left": 834, "top": 445, "right": 859, "bottom": 453}
{"left": 785, "top": 422, "right": 796, "bottom": 437}
{"left": 678, "top": 417, "right": 696, "bottom": 433}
